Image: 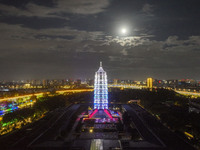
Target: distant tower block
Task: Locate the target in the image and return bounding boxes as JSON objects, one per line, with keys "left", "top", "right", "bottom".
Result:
{"left": 147, "top": 78, "right": 153, "bottom": 88}
{"left": 94, "top": 62, "right": 108, "bottom": 109}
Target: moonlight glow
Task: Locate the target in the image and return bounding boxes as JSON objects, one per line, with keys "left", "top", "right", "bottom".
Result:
{"left": 121, "top": 28, "right": 127, "bottom": 34}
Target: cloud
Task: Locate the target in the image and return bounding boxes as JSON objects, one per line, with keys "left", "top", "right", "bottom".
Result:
{"left": 105, "top": 36, "right": 152, "bottom": 47}
{"left": 0, "top": 22, "right": 200, "bottom": 80}
{"left": 0, "top": 22, "right": 104, "bottom": 41}
{"left": 54, "top": 0, "right": 110, "bottom": 15}
{"left": 162, "top": 35, "right": 200, "bottom": 52}
{"left": 104, "top": 34, "right": 200, "bottom": 53}
{"left": 103, "top": 34, "right": 200, "bottom": 75}
{"left": 0, "top": 22, "right": 106, "bottom": 65}
{"left": 165, "top": 36, "right": 179, "bottom": 44}
{"left": 120, "top": 48, "right": 128, "bottom": 56}
{"left": 0, "top": 0, "right": 200, "bottom": 80}
{"left": 0, "top": 0, "right": 110, "bottom": 18}
{"left": 142, "top": 3, "right": 155, "bottom": 16}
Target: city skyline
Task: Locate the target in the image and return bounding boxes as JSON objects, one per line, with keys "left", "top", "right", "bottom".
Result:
{"left": 0, "top": 0, "right": 200, "bottom": 80}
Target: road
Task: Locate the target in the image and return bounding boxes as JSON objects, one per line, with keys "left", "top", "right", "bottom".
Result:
{"left": 123, "top": 104, "right": 164, "bottom": 147}
{"left": 128, "top": 103, "right": 195, "bottom": 150}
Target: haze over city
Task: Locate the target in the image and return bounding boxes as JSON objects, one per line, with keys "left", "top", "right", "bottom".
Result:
{"left": 0, "top": 0, "right": 200, "bottom": 80}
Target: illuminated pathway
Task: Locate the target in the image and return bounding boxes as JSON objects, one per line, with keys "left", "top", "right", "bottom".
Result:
{"left": 109, "top": 84, "right": 200, "bottom": 97}
{"left": 0, "top": 89, "right": 93, "bottom": 102}
{"left": 0, "top": 92, "right": 49, "bottom": 102}
{"left": 175, "top": 90, "right": 200, "bottom": 97}
{"left": 56, "top": 89, "right": 93, "bottom": 94}
{"left": 0, "top": 89, "right": 94, "bottom": 115}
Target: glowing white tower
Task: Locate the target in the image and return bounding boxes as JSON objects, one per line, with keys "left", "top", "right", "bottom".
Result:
{"left": 94, "top": 62, "right": 108, "bottom": 109}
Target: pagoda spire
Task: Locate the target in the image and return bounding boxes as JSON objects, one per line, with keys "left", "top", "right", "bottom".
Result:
{"left": 94, "top": 61, "right": 108, "bottom": 109}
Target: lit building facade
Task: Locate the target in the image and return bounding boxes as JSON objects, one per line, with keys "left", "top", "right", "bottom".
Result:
{"left": 94, "top": 62, "right": 108, "bottom": 109}
{"left": 147, "top": 78, "right": 153, "bottom": 88}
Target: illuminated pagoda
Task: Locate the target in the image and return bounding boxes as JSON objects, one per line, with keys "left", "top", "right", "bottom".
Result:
{"left": 94, "top": 62, "right": 108, "bottom": 109}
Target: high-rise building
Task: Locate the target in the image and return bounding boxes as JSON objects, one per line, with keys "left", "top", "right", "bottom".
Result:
{"left": 113, "top": 79, "right": 119, "bottom": 85}
{"left": 147, "top": 78, "right": 153, "bottom": 88}
{"left": 94, "top": 62, "right": 108, "bottom": 109}
{"left": 42, "top": 79, "right": 48, "bottom": 87}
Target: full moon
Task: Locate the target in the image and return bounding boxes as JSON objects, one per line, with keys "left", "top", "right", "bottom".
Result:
{"left": 121, "top": 28, "right": 127, "bottom": 34}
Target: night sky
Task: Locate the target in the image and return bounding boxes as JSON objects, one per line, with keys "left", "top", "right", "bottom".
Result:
{"left": 0, "top": 0, "right": 200, "bottom": 80}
